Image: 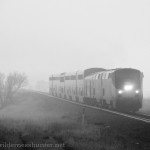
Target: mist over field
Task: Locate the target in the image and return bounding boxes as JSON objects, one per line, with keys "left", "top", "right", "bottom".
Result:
{"left": 0, "top": 0, "right": 150, "bottom": 95}
{"left": 0, "top": 94, "right": 62, "bottom": 122}
{"left": 0, "top": 0, "right": 150, "bottom": 116}
{"left": 1, "top": 2, "right": 150, "bottom": 150}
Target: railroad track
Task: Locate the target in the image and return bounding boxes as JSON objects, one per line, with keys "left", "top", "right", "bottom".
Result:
{"left": 25, "top": 90, "right": 150, "bottom": 124}
{"left": 136, "top": 112, "right": 150, "bottom": 117}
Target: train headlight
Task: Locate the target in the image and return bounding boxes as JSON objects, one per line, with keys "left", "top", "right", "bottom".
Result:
{"left": 118, "top": 90, "right": 123, "bottom": 94}
{"left": 135, "top": 90, "right": 139, "bottom": 94}
{"left": 124, "top": 85, "right": 133, "bottom": 91}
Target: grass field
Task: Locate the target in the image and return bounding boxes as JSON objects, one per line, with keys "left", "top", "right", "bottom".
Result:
{"left": 0, "top": 92, "right": 150, "bottom": 150}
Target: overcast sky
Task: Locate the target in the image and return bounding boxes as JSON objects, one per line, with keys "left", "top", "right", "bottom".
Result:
{"left": 0, "top": 0, "right": 150, "bottom": 95}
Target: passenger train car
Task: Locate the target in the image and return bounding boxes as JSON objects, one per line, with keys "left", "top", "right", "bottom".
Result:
{"left": 49, "top": 68, "right": 143, "bottom": 112}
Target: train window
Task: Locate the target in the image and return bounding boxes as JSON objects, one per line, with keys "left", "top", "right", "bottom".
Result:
{"left": 103, "top": 88, "right": 105, "bottom": 96}
{"left": 60, "top": 77, "right": 64, "bottom": 82}
{"left": 93, "top": 88, "right": 95, "bottom": 95}
{"left": 86, "top": 81, "right": 87, "bottom": 96}
{"left": 108, "top": 73, "right": 111, "bottom": 78}
{"left": 100, "top": 74, "right": 101, "bottom": 78}
{"left": 81, "top": 90, "right": 83, "bottom": 96}
{"left": 90, "top": 81, "right": 91, "bottom": 97}
{"left": 78, "top": 74, "right": 83, "bottom": 80}
{"left": 106, "top": 73, "right": 109, "bottom": 79}
{"left": 95, "top": 75, "right": 97, "bottom": 79}
{"left": 65, "top": 76, "right": 70, "bottom": 80}
{"left": 100, "top": 74, "right": 102, "bottom": 79}
{"left": 104, "top": 73, "right": 107, "bottom": 79}
{"left": 104, "top": 73, "right": 106, "bottom": 79}
{"left": 53, "top": 77, "right": 59, "bottom": 80}
{"left": 71, "top": 75, "right": 76, "bottom": 80}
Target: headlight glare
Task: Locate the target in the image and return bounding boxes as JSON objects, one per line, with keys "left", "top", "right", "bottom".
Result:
{"left": 118, "top": 90, "right": 123, "bottom": 94}
{"left": 124, "top": 85, "right": 133, "bottom": 91}
{"left": 135, "top": 90, "right": 139, "bottom": 94}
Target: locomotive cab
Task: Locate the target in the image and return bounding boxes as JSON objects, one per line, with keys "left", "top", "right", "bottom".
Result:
{"left": 114, "top": 68, "right": 143, "bottom": 111}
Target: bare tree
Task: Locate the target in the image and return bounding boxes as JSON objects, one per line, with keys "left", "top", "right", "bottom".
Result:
{"left": 5, "top": 72, "right": 27, "bottom": 104}
{"left": 0, "top": 73, "right": 5, "bottom": 106}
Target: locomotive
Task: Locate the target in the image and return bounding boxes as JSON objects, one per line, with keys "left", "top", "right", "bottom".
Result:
{"left": 49, "top": 68, "right": 143, "bottom": 112}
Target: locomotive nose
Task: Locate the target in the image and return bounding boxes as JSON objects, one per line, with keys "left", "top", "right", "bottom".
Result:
{"left": 118, "top": 86, "right": 140, "bottom": 98}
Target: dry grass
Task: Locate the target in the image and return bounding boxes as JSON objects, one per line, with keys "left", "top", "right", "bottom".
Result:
{"left": 0, "top": 117, "right": 143, "bottom": 150}
{"left": 0, "top": 92, "right": 149, "bottom": 150}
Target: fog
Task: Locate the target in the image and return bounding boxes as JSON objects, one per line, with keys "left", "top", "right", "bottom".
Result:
{"left": 0, "top": 95, "right": 62, "bottom": 121}
{"left": 0, "top": 0, "right": 150, "bottom": 97}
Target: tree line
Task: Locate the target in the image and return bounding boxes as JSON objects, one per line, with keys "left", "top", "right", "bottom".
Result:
{"left": 0, "top": 72, "right": 27, "bottom": 107}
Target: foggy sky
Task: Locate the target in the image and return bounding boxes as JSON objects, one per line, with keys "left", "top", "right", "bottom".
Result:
{"left": 0, "top": 0, "right": 150, "bottom": 96}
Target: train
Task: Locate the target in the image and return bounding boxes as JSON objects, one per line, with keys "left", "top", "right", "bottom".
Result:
{"left": 49, "top": 68, "right": 144, "bottom": 112}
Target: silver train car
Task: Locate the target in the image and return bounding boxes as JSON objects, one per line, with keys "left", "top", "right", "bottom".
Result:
{"left": 49, "top": 68, "right": 143, "bottom": 112}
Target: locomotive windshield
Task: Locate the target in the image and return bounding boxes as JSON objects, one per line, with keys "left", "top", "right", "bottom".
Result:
{"left": 115, "top": 69, "right": 141, "bottom": 89}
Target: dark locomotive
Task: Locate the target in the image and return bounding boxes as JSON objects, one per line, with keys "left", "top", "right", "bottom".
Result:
{"left": 49, "top": 68, "right": 143, "bottom": 112}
